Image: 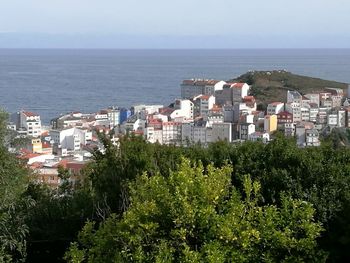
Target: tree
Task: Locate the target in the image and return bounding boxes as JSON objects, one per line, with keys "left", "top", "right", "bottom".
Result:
{"left": 24, "top": 171, "right": 94, "bottom": 262}
{"left": 65, "top": 158, "right": 325, "bottom": 262}
{"left": 0, "top": 110, "right": 32, "bottom": 262}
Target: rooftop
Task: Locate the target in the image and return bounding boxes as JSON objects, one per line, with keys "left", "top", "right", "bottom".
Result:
{"left": 22, "top": 111, "right": 39, "bottom": 117}
{"left": 182, "top": 79, "right": 220, "bottom": 86}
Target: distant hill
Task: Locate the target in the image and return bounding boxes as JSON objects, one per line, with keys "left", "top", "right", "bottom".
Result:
{"left": 230, "top": 70, "right": 348, "bottom": 107}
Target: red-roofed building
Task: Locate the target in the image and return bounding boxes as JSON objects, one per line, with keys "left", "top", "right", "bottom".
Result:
{"left": 18, "top": 149, "right": 55, "bottom": 165}
{"left": 181, "top": 79, "right": 226, "bottom": 99}
{"left": 193, "top": 94, "right": 215, "bottom": 118}
{"left": 162, "top": 122, "right": 182, "bottom": 145}
{"left": 19, "top": 110, "right": 42, "bottom": 137}
{"left": 277, "top": 111, "right": 293, "bottom": 125}
{"left": 267, "top": 102, "right": 284, "bottom": 115}
{"left": 210, "top": 104, "right": 222, "bottom": 113}
{"left": 22, "top": 111, "right": 39, "bottom": 117}
{"left": 215, "top": 83, "right": 250, "bottom": 106}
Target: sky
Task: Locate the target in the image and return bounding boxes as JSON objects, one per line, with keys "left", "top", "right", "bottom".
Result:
{"left": 0, "top": 0, "right": 350, "bottom": 48}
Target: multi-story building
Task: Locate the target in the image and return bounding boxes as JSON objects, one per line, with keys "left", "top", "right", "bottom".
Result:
{"left": 327, "top": 114, "right": 338, "bottom": 126}
{"left": 338, "top": 108, "right": 346, "bottom": 127}
{"left": 305, "top": 129, "right": 320, "bottom": 147}
{"left": 284, "top": 123, "right": 295, "bottom": 137}
{"left": 287, "top": 90, "right": 302, "bottom": 104}
{"left": 170, "top": 99, "right": 194, "bottom": 120}
{"left": 285, "top": 102, "right": 301, "bottom": 123}
{"left": 19, "top": 111, "right": 42, "bottom": 137}
{"left": 193, "top": 95, "right": 215, "bottom": 119}
{"left": 277, "top": 111, "right": 293, "bottom": 127}
{"left": 239, "top": 123, "right": 255, "bottom": 140}
{"left": 248, "top": 132, "right": 270, "bottom": 143}
{"left": 50, "top": 127, "right": 92, "bottom": 155}
{"left": 295, "top": 122, "right": 314, "bottom": 147}
{"left": 304, "top": 93, "right": 320, "bottom": 107}
{"left": 301, "top": 106, "right": 310, "bottom": 122}
{"left": 320, "top": 98, "right": 333, "bottom": 108}
{"left": 215, "top": 83, "right": 250, "bottom": 106}
{"left": 267, "top": 102, "right": 284, "bottom": 115}
{"left": 316, "top": 107, "right": 328, "bottom": 125}
{"left": 345, "top": 107, "right": 350, "bottom": 128}
{"left": 121, "top": 116, "right": 146, "bottom": 133}
{"left": 145, "top": 126, "right": 163, "bottom": 144}
{"left": 207, "top": 112, "right": 224, "bottom": 127}
{"left": 212, "top": 123, "right": 233, "bottom": 142}
{"left": 162, "top": 122, "right": 182, "bottom": 145}
{"left": 264, "top": 115, "right": 277, "bottom": 133}
{"left": 181, "top": 79, "right": 226, "bottom": 99}
{"left": 120, "top": 108, "right": 132, "bottom": 124}
{"left": 325, "top": 88, "right": 344, "bottom": 108}
{"left": 182, "top": 119, "right": 209, "bottom": 145}
{"left": 309, "top": 104, "right": 319, "bottom": 123}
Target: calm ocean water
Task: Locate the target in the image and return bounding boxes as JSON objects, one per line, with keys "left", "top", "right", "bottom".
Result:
{"left": 0, "top": 49, "right": 350, "bottom": 123}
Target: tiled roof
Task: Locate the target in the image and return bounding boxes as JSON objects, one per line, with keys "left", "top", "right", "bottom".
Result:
{"left": 243, "top": 96, "right": 255, "bottom": 102}
{"left": 23, "top": 111, "right": 39, "bottom": 117}
{"left": 269, "top": 102, "right": 283, "bottom": 106}
{"left": 232, "top": 83, "right": 246, "bottom": 88}
{"left": 199, "top": 95, "right": 210, "bottom": 100}
{"left": 182, "top": 79, "right": 220, "bottom": 86}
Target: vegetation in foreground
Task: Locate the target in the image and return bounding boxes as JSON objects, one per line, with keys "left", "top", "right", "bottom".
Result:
{"left": 1, "top": 110, "right": 350, "bottom": 262}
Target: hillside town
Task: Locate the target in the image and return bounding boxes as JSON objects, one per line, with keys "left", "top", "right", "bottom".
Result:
{"left": 6, "top": 77, "right": 350, "bottom": 187}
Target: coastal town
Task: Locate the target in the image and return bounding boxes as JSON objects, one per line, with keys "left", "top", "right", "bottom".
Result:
{"left": 6, "top": 74, "right": 350, "bottom": 187}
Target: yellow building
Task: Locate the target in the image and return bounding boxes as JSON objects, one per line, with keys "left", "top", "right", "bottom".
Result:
{"left": 31, "top": 138, "right": 43, "bottom": 153}
{"left": 264, "top": 114, "right": 277, "bottom": 133}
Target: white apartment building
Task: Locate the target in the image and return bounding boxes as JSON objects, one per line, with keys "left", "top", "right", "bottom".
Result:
{"left": 181, "top": 79, "right": 226, "bottom": 99}
{"left": 145, "top": 127, "right": 163, "bottom": 144}
{"left": 316, "top": 108, "right": 328, "bottom": 125}
{"left": 207, "top": 113, "right": 224, "bottom": 127}
{"left": 19, "top": 111, "right": 42, "bottom": 137}
{"left": 215, "top": 83, "right": 250, "bottom": 106}
{"left": 212, "top": 123, "right": 233, "bottom": 142}
{"left": 239, "top": 123, "right": 255, "bottom": 140}
{"left": 193, "top": 95, "right": 215, "bottom": 118}
{"left": 338, "top": 109, "right": 346, "bottom": 127}
{"left": 181, "top": 121, "right": 208, "bottom": 145}
{"left": 305, "top": 129, "right": 320, "bottom": 147}
{"left": 285, "top": 102, "right": 301, "bottom": 123}
{"left": 133, "top": 104, "right": 163, "bottom": 120}
{"left": 248, "top": 132, "right": 270, "bottom": 143}
{"left": 287, "top": 90, "right": 302, "bottom": 104}
{"left": 304, "top": 94, "right": 320, "bottom": 107}
{"left": 50, "top": 128, "right": 92, "bottom": 155}
{"left": 170, "top": 99, "right": 194, "bottom": 120}
{"left": 301, "top": 106, "right": 310, "bottom": 122}
{"left": 309, "top": 106, "right": 319, "bottom": 123}
{"left": 267, "top": 102, "right": 284, "bottom": 115}
{"left": 284, "top": 123, "right": 295, "bottom": 137}
{"left": 162, "top": 122, "right": 182, "bottom": 145}
{"left": 295, "top": 122, "right": 315, "bottom": 147}
{"left": 327, "top": 114, "right": 338, "bottom": 126}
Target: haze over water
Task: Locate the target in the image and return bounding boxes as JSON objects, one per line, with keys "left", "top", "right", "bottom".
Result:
{"left": 1, "top": 48, "right": 350, "bottom": 123}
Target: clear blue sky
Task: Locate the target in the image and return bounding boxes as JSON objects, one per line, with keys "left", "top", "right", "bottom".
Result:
{"left": 1, "top": 0, "right": 350, "bottom": 48}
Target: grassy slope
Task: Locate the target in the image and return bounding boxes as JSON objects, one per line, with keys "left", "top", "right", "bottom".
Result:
{"left": 230, "top": 70, "right": 348, "bottom": 106}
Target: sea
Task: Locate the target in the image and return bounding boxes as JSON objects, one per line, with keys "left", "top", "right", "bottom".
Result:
{"left": 1, "top": 48, "right": 350, "bottom": 124}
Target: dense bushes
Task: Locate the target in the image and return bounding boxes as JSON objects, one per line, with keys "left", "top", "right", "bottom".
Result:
{"left": 2, "top": 110, "right": 350, "bottom": 261}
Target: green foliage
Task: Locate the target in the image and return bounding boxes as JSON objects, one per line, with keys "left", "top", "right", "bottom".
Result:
{"left": 0, "top": 110, "right": 32, "bottom": 262}
{"left": 65, "top": 159, "right": 325, "bottom": 263}
{"left": 231, "top": 70, "right": 347, "bottom": 104}
{"left": 24, "top": 180, "right": 94, "bottom": 262}
{"left": 87, "top": 134, "right": 184, "bottom": 216}
{"left": 75, "top": 134, "right": 350, "bottom": 261}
